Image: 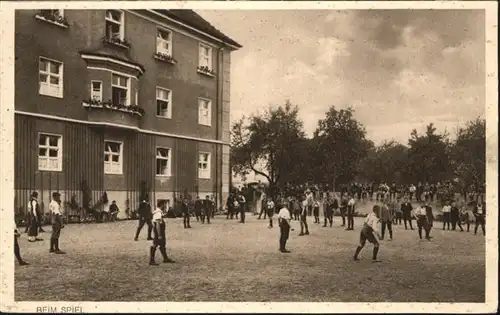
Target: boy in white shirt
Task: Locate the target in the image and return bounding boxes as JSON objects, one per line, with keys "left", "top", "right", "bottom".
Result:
{"left": 353, "top": 205, "right": 381, "bottom": 262}
{"left": 49, "top": 192, "right": 65, "bottom": 254}
{"left": 441, "top": 202, "right": 452, "bottom": 230}
{"left": 277, "top": 204, "right": 292, "bottom": 253}
{"left": 150, "top": 200, "right": 175, "bottom": 265}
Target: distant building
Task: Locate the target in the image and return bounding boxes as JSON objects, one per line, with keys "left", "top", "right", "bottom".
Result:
{"left": 14, "top": 9, "right": 241, "bottom": 218}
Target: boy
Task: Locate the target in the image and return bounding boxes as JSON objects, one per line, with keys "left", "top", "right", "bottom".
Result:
{"left": 277, "top": 204, "right": 292, "bottom": 253}
{"left": 459, "top": 204, "right": 470, "bottom": 232}
{"left": 49, "top": 192, "right": 65, "bottom": 254}
{"left": 353, "top": 205, "right": 381, "bottom": 262}
{"left": 415, "top": 202, "right": 431, "bottom": 240}
{"left": 323, "top": 197, "right": 334, "bottom": 227}
{"left": 150, "top": 200, "right": 175, "bottom": 265}
{"left": 473, "top": 201, "right": 485, "bottom": 236}
{"left": 135, "top": 199, "right": 153, "bottom": 240}
{"left": 380, "top": 201, "right": 393, "bottom": 240}
{"left": 266, "top": 198, "right": 276, "bottom": 228}
{"left": 14, "top": 220, "right": 29, "bottom": 266}
{"left": 299, "top": 197, "right": 310, "bottom": 236}
{"left": 313, "top": 200, "right": 320, "bottom": 224}
{"left": 346, "top": 195, "right": 356, "bottom": 230}
{"left": 441, "top": 201, "right": 452, "bottom": 230}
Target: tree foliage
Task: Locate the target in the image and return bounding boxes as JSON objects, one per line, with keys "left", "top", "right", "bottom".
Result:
{"left": 230, "top": 100, "right": 486, "bottom": 190}
{"left": 230, "top": 101, "right": 306, "bottom": 191}
{"left": 313, "top": 106, "right": 372, "bottom": 186}
{"left": 451, "top": 118, "right": 486, "bottom": 188}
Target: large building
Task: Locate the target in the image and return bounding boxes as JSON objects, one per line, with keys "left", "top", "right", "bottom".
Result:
{"left": 14, "top": 9, "right": 241, "bottom": 219}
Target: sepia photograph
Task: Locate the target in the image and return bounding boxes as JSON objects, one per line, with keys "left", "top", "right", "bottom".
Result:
{"left": 0, "top": 1, "right": 497, "bottom": 313}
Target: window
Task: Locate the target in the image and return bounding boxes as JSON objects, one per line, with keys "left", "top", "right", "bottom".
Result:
{"left": 38, "top": 133, "right": 62, "bottom": 171}
{"left": 156, "top": 29, "right": 172, "bottom": 56}
{"left": 105, "top": 10, "right": 124, "bottom": 40}
{"left": 39, "top": 57, "right": 63, "bottom": 98}
{"left": 91, "top": 81, "right": 102, "bottom": 101}
{"left": 111, "top": 73, "right": 129, "bottom": 105}
{"left": 198, "top": 98, "right": 212, "bottom": 126}
{"left": 104, "top": 141, "right": 123, "bottom": 174}
{"left": 156, "top": 87, "right": 172, "bottom": 118}
{"left": 199, "top": 44, "right": 212, "bottom": 69}
{"left": 156, "top": 147, "right": 171, "bottom": 176}
{"left": 198, "top": 153, "right": 211, "bottom": 179}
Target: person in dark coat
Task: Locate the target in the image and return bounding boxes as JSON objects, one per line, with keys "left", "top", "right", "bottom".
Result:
{"left": 14, "top": 220, "right": 29, "bottom": 265}
{"left": 27, "top": 191, "right": 41, "bottom": 242}
{"left": 400, "top": 198, "right": 414, "bottom": 230}
{"left": 194, "top": 196, "right": 203, "bottom": 223}
{"left": 425, "top": 202, "right": 434, "bottom": 239}
{"left": 181, "top": 197, "right": 192, "bottom": 229}
{"left": 380, "top": 201, "right": 393, "bottom": 240}
{"left": 473, "top": 201, "right": 485, "bottom": 236}
{"left": 201, "top": 195, "right": 213, "bottom": 224}
{"left": 339, "top": 197, "right": 348, "bottom": 227}
{"left": 134, "top": 199, "right": 153, "bottom": 241}
{"left": 450, "top": 201, "right": 463, "bottom": 231}
{"left": 323, "top": 197, "right": 334, "bottom": 227}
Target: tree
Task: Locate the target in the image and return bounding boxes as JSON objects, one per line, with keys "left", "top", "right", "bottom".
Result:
{"left": 360, "top": 140, "right": 410, "bottom": 184}
{"left": 451, "top": 118, "right": 486, "bottom": 188}
{"left": 313, "top": 106, "right": 372, "bottom": 189}
{"left": 230, "top": 101, "right": 306, "bottom": 196}
{"left": 406, "top": 123, "right": 453, "bottom": 183}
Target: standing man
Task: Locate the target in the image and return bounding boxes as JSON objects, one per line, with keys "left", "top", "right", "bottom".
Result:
{"left": 277, "top": 203, "right": 292, "bottom": 253}
{"left": 26, "top": 191, "right": 40, "bottom": 242}
{"left": 194, "top": 196, "right": 203, "bottom": 223}
{"left": 441, "top": 201, "right": 452, "bottom": 231}
{"left": 238, "top": 193, "right": 247, "bottom": 223}
{"left": 380, "top": 201, "right": 393, "bottom": 241}
{"left": 450, "top": 201, "right": 463, "bottom": 231}
{"left": 49, "top": 192, "right": 65, "bottom": 254}
{"left": 415, "top": 201, "right": 432, "bottom": 240}
{"left": 401, "top": 198, "right": 414, "bottom": 230}
{"left": 134, "top": 199, "right": 153, "bottom": 240}
{"left": 201, "top": 195, "right": 212, "bottom": 224}
{"left": 14, "top": 220, "right": 29, "bottom": 265}
{"left": 473, "top": 201, "right": 486, "bottom": 236}
{"left": 346, "top": 195, "right": 356, "bottom": 230}
{"left": 181, "top": 197, "right": 192, "bottom": 229}
{"left": 313, "top": 200, "right": 320, "bottom": 224}
{"left": 323, "top": 196, "right": 334, "bottom": 227}
{"left": 257, "top": 196, "right": 267, "bottom": 220}
{"left": 425, "top": 201, "right": 434, "bottom": 239}
{"left": 394, "top": 198, "right": 403, "bottom": 225}
{"left": 353, "top": 205, "right": 381, "bottom": 262}
{"left": 339, "top": 196, "right": 348, "bottom": 227}
{"left": 226, "top": 193, "right": 234, "bottom": 220}
{"left": 299, "top": 197, "right": 310, "bottom": 236}
{"left": 149, "top": 200, "right": 175, "bottom": 265}
{"left": 265, "top": 197, "right": 275, "bottom": 228}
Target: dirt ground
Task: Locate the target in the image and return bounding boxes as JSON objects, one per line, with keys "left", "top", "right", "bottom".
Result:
{"left": 15, "top": 210, "right": 485, "bottom": 302}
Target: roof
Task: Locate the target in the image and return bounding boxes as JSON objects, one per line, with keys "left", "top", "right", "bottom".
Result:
{"left": 153, "top": 9, "right": 242, "bottom": 49}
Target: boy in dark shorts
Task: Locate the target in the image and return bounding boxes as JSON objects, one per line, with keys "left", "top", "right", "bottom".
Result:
{"left": 353, "top": 205, "right": 381, "bottom": 262}
{"left": 150, "top": 200, "right": 175, "bottom": 265}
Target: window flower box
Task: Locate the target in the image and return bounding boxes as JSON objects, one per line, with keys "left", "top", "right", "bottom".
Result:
{"left": 35, "top": 11, "right": 69, "bottom": 28}
{"left": 154, "top": 52, "right": 177, "bottom": 65}
{"left": 102, "top": 36, "right": 131, "bottom": 49}
{"left": 197, "top": 66, "right": 216, "bottom": 77}
{"left": 83, "top": 99, "right": 145, "bottom": 117}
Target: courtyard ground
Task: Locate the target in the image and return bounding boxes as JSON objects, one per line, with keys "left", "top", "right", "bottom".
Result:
{"left": 15, "top": 211, "right": 485, "bottom": 302}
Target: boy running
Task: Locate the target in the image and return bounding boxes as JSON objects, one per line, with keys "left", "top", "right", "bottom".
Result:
{"left": 353, "top": 205, "right": 381, "bottom": 262}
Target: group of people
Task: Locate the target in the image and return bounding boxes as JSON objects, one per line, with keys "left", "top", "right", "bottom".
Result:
{"left": 14, "top": 191, "right": 66, "bottom": 266}
{"left": 14, "top": 184, "right": 487, "bottom": 266}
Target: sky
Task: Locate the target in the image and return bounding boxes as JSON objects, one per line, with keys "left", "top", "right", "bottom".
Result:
{"left": 197, "top": 9, "right": 485, "bottom": 146}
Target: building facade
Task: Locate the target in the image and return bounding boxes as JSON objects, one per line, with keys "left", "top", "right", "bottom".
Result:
{"left": 14, "top": 9, "right": 241, "bottom": 219}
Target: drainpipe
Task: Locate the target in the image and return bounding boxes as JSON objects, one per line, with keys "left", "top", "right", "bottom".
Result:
{"left": 215, "top": 46, "right": 223, "bottom": 209}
